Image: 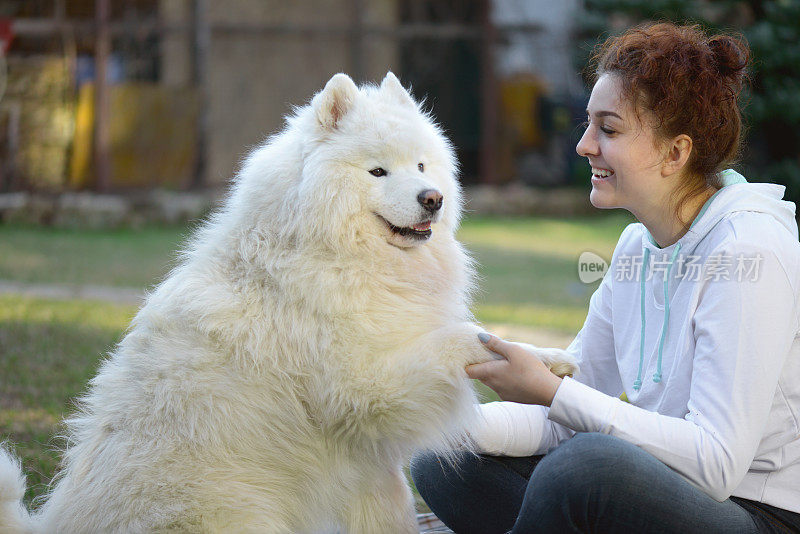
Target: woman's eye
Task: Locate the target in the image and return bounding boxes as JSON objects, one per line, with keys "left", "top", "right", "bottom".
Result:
{"left": 418, "top": 162, "right": 424, "bottom": 172}
{"left": 600, "top": 126, "right": 615, "bottom": 135}
{"left": 369, "top": 167, "right": 387, "bottom": 177}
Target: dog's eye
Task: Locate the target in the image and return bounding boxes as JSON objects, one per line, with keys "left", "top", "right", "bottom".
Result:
{"left": 418, "top": 163, "right": 424, "bottom": 172}
{"left": 369, "top": 167, "right": 387, "bottom": 177}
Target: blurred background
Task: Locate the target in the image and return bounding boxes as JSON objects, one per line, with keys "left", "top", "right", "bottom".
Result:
{"left": 0, "top": 0, "right": 798, "bottom": 203}
{"left": 0, "top": 0, "right": 592, "bottom": 202}
{"left": 0, "top": 0, "right": 798, "bottom": 512}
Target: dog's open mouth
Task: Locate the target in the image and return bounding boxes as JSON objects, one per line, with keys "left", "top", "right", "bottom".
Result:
{"left": 377, "top": 215, "right": 432, "bottom": 240}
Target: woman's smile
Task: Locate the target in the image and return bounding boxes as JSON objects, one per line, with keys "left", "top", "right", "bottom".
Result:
{"left": 591, "top": 166, "right": 615, "bottom": 185}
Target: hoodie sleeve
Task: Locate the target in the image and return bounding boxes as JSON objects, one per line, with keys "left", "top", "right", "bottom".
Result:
{"left": 547, "top": 241, "right": 798, "bottom": 501}
{"left": 472, "top": 258, "right": 621, "bottom": 456}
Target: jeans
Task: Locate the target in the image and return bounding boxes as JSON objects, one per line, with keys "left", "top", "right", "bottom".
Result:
{"left": 411, "top": 432, "right": 800, "bottom": 534}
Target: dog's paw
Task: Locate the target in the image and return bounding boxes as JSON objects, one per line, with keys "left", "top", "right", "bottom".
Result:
{"left": 449, "top": 322, "right": 503, "bottom": 365}
{"left": 517, "top": 343, "right": 579, "bottom": 378}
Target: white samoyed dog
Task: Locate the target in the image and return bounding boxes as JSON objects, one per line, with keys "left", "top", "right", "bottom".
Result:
{"left": 0, "top": 72, "right": 577, "bottom": 533}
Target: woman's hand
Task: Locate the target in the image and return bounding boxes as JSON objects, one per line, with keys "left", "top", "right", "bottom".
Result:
{"left": 467, "top": 334, "right": 563, "bottom": 406}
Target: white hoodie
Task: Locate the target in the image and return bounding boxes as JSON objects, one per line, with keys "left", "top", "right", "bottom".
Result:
{"left": 474, "top": 170, "right": 800, "bottom": 513}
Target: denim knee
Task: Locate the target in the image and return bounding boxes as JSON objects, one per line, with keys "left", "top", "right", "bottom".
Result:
{"left": 514, "top": 433, "right": 762, "bottom": 534}
{"left": 409, "top": 450, "right": 487, "bottom": 534}
{"left": 411, "top": 450, "right": 533, "bottom": 534}
{"left": 551, "top": 432, "right": 633, "bottom": 464}
{"left": 535, "top": 432, "right": 642, "bottom": 489}
{"left": 409, "top": 450, "right": 446, "bottom": 496}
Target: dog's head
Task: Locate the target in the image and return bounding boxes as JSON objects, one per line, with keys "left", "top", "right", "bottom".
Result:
{"left": 298, "top": 72, "right": 462, "bottom": 251}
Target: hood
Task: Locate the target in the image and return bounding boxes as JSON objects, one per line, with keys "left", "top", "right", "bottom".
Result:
{"left": 633, "top": 169, "right": 797, "bottom": 391}
{"left": 643, "top": 169, "right": 798, "bottom": 254}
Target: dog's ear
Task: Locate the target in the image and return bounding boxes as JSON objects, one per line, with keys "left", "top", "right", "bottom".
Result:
{"left": 380, "top": 72, "right": 417, "bottom": 109}
{"left": 312, "top": 73, "right": 358, "bottom": 131}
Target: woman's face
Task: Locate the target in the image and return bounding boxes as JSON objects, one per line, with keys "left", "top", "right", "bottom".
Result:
{"left": 576, "top": 73, "right": 671, "bottom": 219}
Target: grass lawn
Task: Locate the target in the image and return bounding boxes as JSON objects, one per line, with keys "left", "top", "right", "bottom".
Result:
{"left": 0, "top": 212, "right": 633, "bottom": 508}
{"left": 0, "top": 224, "right": 189, "bottom": 288}
{"left": 0, "top": 212, "right": 633, "bottom": 330}
{"left": 460, "top": 214, "right": 632, "bottom": 332}
{"left": 0, "top": 295, "right": 136, "bottom": 505}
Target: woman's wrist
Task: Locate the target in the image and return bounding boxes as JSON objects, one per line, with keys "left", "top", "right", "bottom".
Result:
{"left": 542, "top": 374, "right": 563, "bottom": 407}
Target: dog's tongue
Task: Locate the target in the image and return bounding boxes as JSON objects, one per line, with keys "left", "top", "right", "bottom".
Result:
{"left": 413, "top": 221, "right": 431, "bottom": 231}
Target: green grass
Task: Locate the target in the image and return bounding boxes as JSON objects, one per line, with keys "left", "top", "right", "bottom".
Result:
{"left": 0, "top": 213, "right": 634, "bottom": 331}
{"left": 0, "top": 295, "right": 136, "bottom": 505}
{"left": 0, "top": 213, "right": 635, "bottom": 508}
{"left": 0, "top": 224, "right": 188, "bottom": 288}
{"left": 461, "top": 213, "right": 633, "bottom": 332}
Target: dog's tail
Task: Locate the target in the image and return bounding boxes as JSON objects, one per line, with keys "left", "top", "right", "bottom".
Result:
{"left": 0, "top": 443, "right": 33, "bottom": 534}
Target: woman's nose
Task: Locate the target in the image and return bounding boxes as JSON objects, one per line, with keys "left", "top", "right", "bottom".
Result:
{"left": 576, "top": 126, "right": 598, "bottom": 157}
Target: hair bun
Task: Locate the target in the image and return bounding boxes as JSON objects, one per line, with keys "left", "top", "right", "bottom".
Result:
{"left": 708, "top": 35, "right": 749, "bottom": 85}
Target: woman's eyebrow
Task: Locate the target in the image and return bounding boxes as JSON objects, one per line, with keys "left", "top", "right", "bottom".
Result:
{"left": 586, "top": 110, "right": 623, "bottom": 120}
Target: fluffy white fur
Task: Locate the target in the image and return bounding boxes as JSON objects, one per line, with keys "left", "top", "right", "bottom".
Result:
{"left": 0, "top": 72, "right": 576, "bottom": 533}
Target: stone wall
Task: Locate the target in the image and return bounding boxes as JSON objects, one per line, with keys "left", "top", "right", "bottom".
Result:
{"left": 0, "top": 190, "right": 217, "bottom": 228}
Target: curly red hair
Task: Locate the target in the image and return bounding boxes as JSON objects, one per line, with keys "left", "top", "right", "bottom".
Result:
{"left": 591, "top": 22, "right": 750, "bottom": 213}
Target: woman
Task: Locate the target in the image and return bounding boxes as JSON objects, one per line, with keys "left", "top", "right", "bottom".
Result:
{"left": 411, "top": 22, "right": 800, "bottom": 533}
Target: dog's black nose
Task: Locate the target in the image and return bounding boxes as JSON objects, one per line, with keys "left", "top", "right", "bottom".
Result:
{"left": 417, "top": 189, "right": 443, "bottom": 212}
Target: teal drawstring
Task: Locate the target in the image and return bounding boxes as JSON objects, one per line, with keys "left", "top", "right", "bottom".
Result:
{"left": 632, "top": 174, "right": 736, "bottom": 391}
{"left": 635, "top": 248, "right": 651, "bottom": 391}
{"left": 635, "top": 244, "right": 682, "bottom": 391}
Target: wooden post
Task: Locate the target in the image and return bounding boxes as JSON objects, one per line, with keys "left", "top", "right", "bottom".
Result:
{"left": 349, "top": 0, "right": 365, "bottom": 82}
{"left": 93, "top": 0, "right": 111, "bottom": 191}
{"left": 479, "top": 0, "right": 497, "bottom": 185}
{"left": 2, "top": 103, "right": 20, "bottom": 192}
{"left": 191, "top": 0, "right": 209, "bottom": 189}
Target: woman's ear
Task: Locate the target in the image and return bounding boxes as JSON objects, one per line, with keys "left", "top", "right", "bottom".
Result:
{"left": 662, "top": 134, "right": 693, "bottom": 177}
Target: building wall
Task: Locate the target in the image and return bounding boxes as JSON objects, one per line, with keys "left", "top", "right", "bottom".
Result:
{"left": 159, "top": 0, "right": 194, "bottom": 88}
{"left": 161, "top": 0, "right": 398, "bottom": 187}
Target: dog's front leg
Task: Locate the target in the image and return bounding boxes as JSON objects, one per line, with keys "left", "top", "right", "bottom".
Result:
{"left": 515, "top": 342, "right": 580, "bottom": 378}
{"left": 341, "top": 466, "right": 417, "bottom": 534}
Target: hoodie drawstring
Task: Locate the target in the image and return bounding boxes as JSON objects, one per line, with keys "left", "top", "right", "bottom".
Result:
{"left": 635, "top": 248, "right": 651, "bottom": 391}
{"left": 635, "top": 243, "right": 682, "bottom": 391}
{"left": 631, "top": 169, "right": 763, "bottom": 392}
